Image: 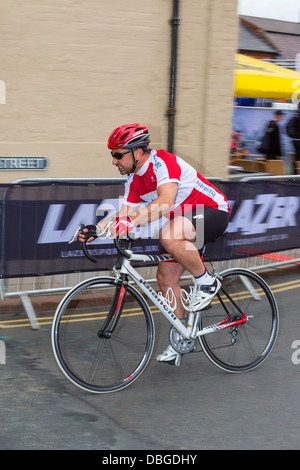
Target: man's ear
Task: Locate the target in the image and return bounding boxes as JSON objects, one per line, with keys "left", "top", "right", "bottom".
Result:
{"left": 135, "top": 148, "right": 144, "bottom": 160}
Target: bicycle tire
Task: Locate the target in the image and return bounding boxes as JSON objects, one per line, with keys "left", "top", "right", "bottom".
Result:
{"left": 198, "top": 268, "right": 279, "bottom": 373}
{"left": 51, "top": 276, "right": 155, "bottom": 393}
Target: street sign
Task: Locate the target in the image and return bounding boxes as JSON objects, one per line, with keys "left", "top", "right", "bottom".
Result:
{"left": 0, "top": 157, "right": 48, "bottom": 170}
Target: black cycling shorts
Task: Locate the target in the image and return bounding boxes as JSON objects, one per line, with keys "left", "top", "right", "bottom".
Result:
{"left": 197, "top": 207, "right": 229, "bottom": 244}
{"left": 159, "top": 207, "right": 229, "bottom": 256}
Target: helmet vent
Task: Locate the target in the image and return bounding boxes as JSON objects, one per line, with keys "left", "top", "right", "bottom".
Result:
{"left": 120, "top": 132, "right": 130, "bottom": 142}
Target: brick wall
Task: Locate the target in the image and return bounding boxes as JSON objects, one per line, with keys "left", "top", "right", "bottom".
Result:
{"left": 0, "top": 0, "right": 238, "bottom": 182}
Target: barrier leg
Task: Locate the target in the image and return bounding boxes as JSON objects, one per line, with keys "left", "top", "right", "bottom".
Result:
{"left": 20, "top": 294, "right": 39, "bottom": 330}
{"left": 239, "top": 275, "right": 261, "bottom": 301}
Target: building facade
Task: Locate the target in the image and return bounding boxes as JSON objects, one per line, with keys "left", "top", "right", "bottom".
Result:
{"left": 0, "top": 0, "right": 239, "bottom": 183}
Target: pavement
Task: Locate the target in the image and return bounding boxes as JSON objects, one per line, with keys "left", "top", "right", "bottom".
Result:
{"left": 0, "top": 293, "right": 63, "bottom": 315}
{"left": 1, "top": 265, "right": 300, "bottom": 450}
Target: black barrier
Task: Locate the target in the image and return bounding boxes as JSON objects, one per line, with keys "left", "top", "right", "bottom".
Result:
{"left": 0, "top": 179, "right": 299, "bottom": 278}
{"left": 205, "top": 179, "right": 300, "bottom": 261}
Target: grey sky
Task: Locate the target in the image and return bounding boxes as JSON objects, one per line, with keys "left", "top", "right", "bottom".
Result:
{"left": 238, "top": 0, "right": 300, "bottom": 23}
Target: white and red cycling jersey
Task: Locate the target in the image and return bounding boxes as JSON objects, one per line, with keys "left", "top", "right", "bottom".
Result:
{"left": 123, "top": 149, "right": 230, "bottom": 215}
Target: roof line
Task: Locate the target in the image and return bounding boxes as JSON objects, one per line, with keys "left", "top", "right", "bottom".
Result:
{"left": 241, "top": 17, "right": 281, "bottom": 54}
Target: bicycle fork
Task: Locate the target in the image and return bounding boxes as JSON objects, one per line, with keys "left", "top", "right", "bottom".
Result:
{"left": 98, "top": 277, "right": 128, "bottom": 338}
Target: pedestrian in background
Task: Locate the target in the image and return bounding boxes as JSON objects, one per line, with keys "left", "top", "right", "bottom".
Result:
{"left": 286, "top": 103, "right": 300, "bottom": 174}
{"left": 230, "top": 130, "right": 244, "bottom": 155}
{"left": 259, "top": 110, "right": 284, "bottom": 160}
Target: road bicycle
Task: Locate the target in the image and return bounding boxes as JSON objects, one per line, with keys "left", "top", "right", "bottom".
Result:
{"left": 51, "top": 224, "right": 279, "bottom": 393}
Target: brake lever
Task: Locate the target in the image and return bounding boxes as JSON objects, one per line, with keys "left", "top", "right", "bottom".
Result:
{"left": 68, "top": 224, "right": 85, "bottom": 244}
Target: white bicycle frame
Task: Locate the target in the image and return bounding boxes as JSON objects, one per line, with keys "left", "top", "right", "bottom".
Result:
{"left": 120, "top": 252, "right": 194, "bottom": 339}
{"left": 73, "top": 224, "right": 248, "bottom": 343}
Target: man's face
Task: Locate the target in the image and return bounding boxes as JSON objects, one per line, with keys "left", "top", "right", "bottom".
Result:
{"left": 111, "top": 148, "right": 134, "bottom": 175}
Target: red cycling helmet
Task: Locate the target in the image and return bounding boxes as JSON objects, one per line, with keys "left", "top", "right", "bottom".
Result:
{"left": 108, "top": 123, "right": 150, "bottom": 150}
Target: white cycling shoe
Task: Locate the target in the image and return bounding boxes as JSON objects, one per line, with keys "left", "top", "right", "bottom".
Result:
{"left": 156, "top": 345, "right": 181, "bottom": 366}
{"left": 191, "top": 278, "right": 221, "bottom": 312}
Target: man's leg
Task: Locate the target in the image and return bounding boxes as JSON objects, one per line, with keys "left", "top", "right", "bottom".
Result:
{"left": 159, "top": 216, "right": 220, "bottom": 312}
{"left": 156, "top": 214, "right": 224, "bottom": 364}
{"left": 159, "top": 216, "right": 205, "bottom": 277}
{"left": 156, "top": 260, "right": 186, "bottom": 364}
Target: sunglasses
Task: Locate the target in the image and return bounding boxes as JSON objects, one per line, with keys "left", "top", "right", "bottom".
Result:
{"left": 111, "top": 149, "right": 132, "bottom": 160}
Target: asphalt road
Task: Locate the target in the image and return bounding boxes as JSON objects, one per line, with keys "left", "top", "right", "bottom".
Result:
{"left": 1, "top": 265, "right": 300, "bottom": 451}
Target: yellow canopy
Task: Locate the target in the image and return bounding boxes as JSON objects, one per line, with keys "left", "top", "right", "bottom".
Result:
{"left": 235, "top": 54, "right": 300, "bottom": 99}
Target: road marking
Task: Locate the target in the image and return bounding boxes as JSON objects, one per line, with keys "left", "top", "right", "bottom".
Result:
{"left": 1, "top": 279, "right": 299, "bottom": 329}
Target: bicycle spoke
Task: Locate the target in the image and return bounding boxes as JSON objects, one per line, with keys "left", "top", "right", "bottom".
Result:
{"left": 52, "top": 277, "right": 154, "bottom": 393}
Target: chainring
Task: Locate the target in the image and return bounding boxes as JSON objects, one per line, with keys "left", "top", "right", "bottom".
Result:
{"left": 169, "top": 325, "right": 195, "bottom": 354}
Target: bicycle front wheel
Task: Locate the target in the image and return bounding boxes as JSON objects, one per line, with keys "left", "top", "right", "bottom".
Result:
{"left": 51, "top": 276, "right": 155, "bottom": 393}
{"left": 199, "top": 268, "right": 279, "bottom": 373}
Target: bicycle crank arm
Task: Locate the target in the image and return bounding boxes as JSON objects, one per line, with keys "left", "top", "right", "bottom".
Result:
{"left": 196, "top": 313, "right": 248, "bottom": 337}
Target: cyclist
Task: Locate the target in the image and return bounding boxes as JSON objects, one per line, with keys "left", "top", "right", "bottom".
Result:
{"left": 78, "top": 123, "right": 230, "bottom": 364}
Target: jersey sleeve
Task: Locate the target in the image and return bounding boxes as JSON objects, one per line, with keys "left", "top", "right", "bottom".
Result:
{"left": 155, "top": 150, "right": 181, "bottom": 187}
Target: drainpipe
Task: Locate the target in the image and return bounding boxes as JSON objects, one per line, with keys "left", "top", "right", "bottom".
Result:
{"left": 168, "top": 0, "right": 179, "bottom": 153}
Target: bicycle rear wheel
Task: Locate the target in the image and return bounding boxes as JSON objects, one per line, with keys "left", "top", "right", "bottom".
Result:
{"left": 51, "top": 276, "right": 155, "bottom": 393}
{"left": 198, "top": 268, "right": 279, "bottom": 373}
